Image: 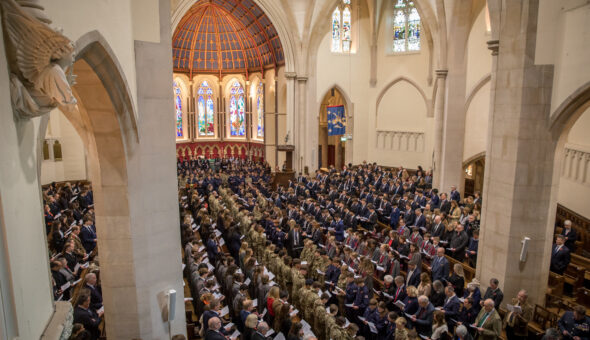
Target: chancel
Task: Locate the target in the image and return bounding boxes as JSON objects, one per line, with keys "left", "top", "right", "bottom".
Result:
{"left": 1, "top": 0, "right": 590, "bottom": 340}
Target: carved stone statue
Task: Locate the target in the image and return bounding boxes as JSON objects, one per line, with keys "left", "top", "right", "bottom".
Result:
{"left": 1, "top": 0, "right": 76, "bottom": 119}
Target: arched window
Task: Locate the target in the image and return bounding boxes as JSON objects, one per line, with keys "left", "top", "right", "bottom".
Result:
{"left": 173, "top": 81, "right": 184, "bottom": 138}
{"left": 393, "top": 0, "right": 421, "bottom": 53}
{"left": 229, "top": 81, "right": 245, "bottom": 137}
{"left": 256, "top": 82, "right": 264, "bottom": 138}
{"left": 197, "top": 80, "right": 215, "bottom": 136}
{"left": 331, "top": 0, "right": 352, "bottom": 53}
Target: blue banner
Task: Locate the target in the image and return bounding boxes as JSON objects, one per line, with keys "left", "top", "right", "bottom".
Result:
{"left": 327, "top": 105, "right": 346, "bottom": 136}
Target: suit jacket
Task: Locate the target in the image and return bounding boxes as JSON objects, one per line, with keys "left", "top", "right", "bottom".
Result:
{"left": 85, "top": 284, "right": 103, "bottom": 310}
{"left": 80, "top": 225, "right": 97, "bottom": 253}
{"left": 287, "top": 229, "right": 303, "bottom": 250}
{"left": 550, "top": 244, "right": 571, "bottom": 274}
{"left": 440, "top": 200, "right": 451, "bottom": 214}
{"left": 482, "top": 288, "right": 504, "bottom": 309}
{"left": 251, "top": 331, "right": 269, "bottom": 340}
{"left": 413, "top": 302, "right": 435, "bottom": 336}
{"left": 431, "top": 256, "right": 450, "bottom": 283}
{"left": 414, "top": 214, "right": 426, "bottom": 228}
{"left": 73, "top": 306, "right": 101, "bottom": 340}
{"left": 431, "top": 222, "right": 445, "bottom": 238}
{"left": 443, "top": 295, "right": 461, "bottom": 324}
{"left": 474, "top": 308, "right": 502, "bottom": 340}
{"left": 406, "top": 268, "right": 421, "bottom": 287}
{"left": 561, "top": 228, "right": 578, "bottom": 253}
{"left": 205, "top": 329, "right": 227, "bottom": 340}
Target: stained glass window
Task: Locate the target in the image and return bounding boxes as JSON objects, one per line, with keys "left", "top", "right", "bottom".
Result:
{"left": 256, "top": 82, "right": 264, "bottom": 138}
{"left": 229, "top": 81, "right": 245, "bottom": 137}
{"left": 331, "top": 7, "right": 341, "bottom": 52}
{"left": 197, "top": 80, "right": 215, "bottom": 136}
{"left": 393, "top": 0, "right": 421, "bottom": 53}
{"left": 331, "top": 0, "right": 353, "bottom": 53}
{"left": 174, "top": 81, "right": 183, "bottom": 138}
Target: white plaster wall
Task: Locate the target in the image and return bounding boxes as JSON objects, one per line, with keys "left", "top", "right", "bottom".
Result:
{"left": 377, "top": 81, "right": 427, "bottom": 130}
{"left": 43, "top": 0, "right": 142, "bottom": 112}
{"left": 557, "top": 106, "right": 590, "bottom": 218}
{"left": 41, "top": 109, "right": 88, "bottom": 185}
{"left": 463, "top": 82, "right": 491, "bottom": 161}
{"left": 314, "top": 3, "right": 433, "bottom": 168}
{"left": 0, "top": 25, "right": 54, "bottom": 339}
{"left": 536, "top": 1, "right": 590, "bottom": 114}
{"left": 465, "top": 8, "right": 492, "bottom": 92}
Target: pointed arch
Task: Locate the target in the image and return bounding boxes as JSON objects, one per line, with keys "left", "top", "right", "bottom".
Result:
{"left": 375, "top": 77, "right": 431, "bottom": 126}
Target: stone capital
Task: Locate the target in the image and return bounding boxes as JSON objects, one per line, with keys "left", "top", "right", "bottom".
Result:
{"left": 284, "top": 72, "right": 297, "bottom": 79}
{"left": 487, "top": 40, "right": 499, "bottom": 56}
{"left": 296, "top": 76, "right": 308, "bottom": 82}
{"left": 435, "top": 69, "right": 448, "bottom": 79}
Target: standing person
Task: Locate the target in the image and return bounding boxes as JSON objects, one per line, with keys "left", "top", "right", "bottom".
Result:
{"left": 561, "top": 220, "right": 578, "bottom": 253}
{"left": 550, "top": 235, "right": 571, "bottom": 275}
{"left": 431, "top": 310, "right": 449, "bottom": 340}
{"left": 73, "top": 291, "right": 103, "bottom": 340}
{"left": 481, "top": 279, "right": 503, "bottom": 309}
{"left": 503, "top": 290, "right": 533, "bottom": 340}
{"left": 287, "top": 224, "right": 303, "bottom": 258}
{"left": 473, "top": 299, "right": 502, "bottom": 340}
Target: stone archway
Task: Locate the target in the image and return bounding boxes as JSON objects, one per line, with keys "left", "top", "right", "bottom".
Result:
{"left": 37, "top": 34, "right": 142, "bottom": 338}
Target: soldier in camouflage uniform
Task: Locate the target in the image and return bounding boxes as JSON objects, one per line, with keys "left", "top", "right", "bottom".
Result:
{"left": 302, "top": 281, "right": 322, "bottom": 321}
{"left": 311, "top": 294, "right": 330, "bottom": 340}
{"left": 296, "top": 278, "right": 313, "bottom": 311}
{"left": 328, "top": 316, "right": 347, "bottom": 340}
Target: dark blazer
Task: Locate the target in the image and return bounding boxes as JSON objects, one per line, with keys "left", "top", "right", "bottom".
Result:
{"left": 406, "top": 268, "right": 421, "bottom": 287}
{"left": 482, "top": 287, "right": 504, "bottom": 309}
{"left": 80, "top": 225, "right": 97, "bottom": 253}
{"left": 561, "top": 228, "right": 578, "bottom": 253}
{"left": 413, "top": 302, "right": 435, "bottom": 336}
{"left": 73, "top": 306, "right": 101, "bottom": 340}
{"left": 550, "top": 244, "right": 571, "bottom": 275}
{"left": 442, "top": 295, "right": 461, "bottom": 325}
{"left": 205, "top": 329, "right": 227, "bottom": 340}
{"left": 430, "top": 256, "right": 449, "bottom": 283}
{"left": 84, "top": 284, "right": 103, "bottom": 310}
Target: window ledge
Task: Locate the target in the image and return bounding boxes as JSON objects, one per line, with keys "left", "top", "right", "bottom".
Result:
{"left": 385, "top": 50, "right": 421, "bottom": 56}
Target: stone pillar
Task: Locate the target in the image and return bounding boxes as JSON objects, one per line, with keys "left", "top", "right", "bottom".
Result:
{"left": 285, "top": 72, "right": 297, "bottom": 169}
{"left": 432, "top": 69, "right": 447, "bottom": 189}
{"left": 297, "top": 76, "right": 308, "bottom": 172}
{"left": 476, "top": 0, "right": 555, "bottom": 305}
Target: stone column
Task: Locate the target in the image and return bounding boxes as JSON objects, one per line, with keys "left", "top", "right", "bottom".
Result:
{"left": 297, "top": 76, "right": 308, "bottom": 172}
{"left": 432, "top": 69, "right": 447, "bottom": 189}
{"left": 285, "top": 72, "right": 297, "bottom": 169}
{"left": 476, "top": 0, "right": 555, "bottom": 306}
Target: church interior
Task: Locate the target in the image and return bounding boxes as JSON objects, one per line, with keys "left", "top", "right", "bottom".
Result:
{"left": 1, "top": 0, "right": 590, "bottom": 339}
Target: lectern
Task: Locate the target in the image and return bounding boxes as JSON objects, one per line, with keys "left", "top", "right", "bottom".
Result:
{"left": 274, "top": 144, "right": 295, "bottom": 188}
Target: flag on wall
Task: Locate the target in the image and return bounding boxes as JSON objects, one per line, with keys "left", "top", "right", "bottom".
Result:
{"left": 327, "top": 105, "right": 346, "bottom": 136}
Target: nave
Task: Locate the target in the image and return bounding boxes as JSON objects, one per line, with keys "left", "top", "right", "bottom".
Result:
{"left": 178, "top": 160, "right": 590, "bottom": 340}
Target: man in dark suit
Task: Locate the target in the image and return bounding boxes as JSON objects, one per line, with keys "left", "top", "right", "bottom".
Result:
{"left": 411, "top": 296, "right": 435, "bottom": 336}
{"left": 449, "top": 224, "right": 469, "bottom": 261}
{"left": 73, "top": 292, "right": 103, "bottom": 340}
{"left": 406, "top": 263, "right": 421, "bottom": 287}
{"left": 431, "top": 216, "right": 445, "bottom": 238}
{"left": 450, "top": 186, "right": 461, "bottom": 202}
{"left": 205, "top": 317, "right": 228, "bottom": 340}
{"left": 440, "top": 193, "right": 451, "bottom": 215}
{"left": 84, "top": 273, "right": 103, "bottom": 310}
{"left": 481, "top": 278, "right": 504, "bottom": 309}
{"left": 431, "top": 247, "right": 450, "bottom": 283}
{"left": 442, "top": 286, "right": 461, "bottom": 327}
{"left": 389, "top": 203, "right": 400, "bottom": 229}
{"left": 414, "top": 208, "right": 426, "bottom": 229}
{"left": 80, "top": 219, "right": 97, "bottom": 254}
{"left": 287, "top": 224, "right": 303, "bottom": 257}
{"left": 561, "top": 220, "right": 578, "bottom": 253}
{"left": 550, "top": 235, "right": 571, "bottom": 275}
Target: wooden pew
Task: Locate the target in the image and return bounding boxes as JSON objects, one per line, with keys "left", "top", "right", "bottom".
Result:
{"left": 530, "top": 304, "right": 559, "bottom": 337}
{"left": 548, "top": 272, "right": 565, "bottom": 296}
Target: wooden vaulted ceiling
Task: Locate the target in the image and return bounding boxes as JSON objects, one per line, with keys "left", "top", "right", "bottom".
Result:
{"left": 172, "top": 0, "right": 285, "bottom": 77}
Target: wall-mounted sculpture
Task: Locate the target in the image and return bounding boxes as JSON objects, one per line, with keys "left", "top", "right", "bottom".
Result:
{"left": 1, "top": 0, "right": 76, "bottom": 119}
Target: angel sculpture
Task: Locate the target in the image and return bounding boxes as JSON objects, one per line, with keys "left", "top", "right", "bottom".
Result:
{"left": 1, "top": 0, "right": 76, "bottom": 119}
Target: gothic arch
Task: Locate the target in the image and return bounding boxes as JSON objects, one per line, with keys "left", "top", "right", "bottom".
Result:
{"left": 464, "top": 74, "right": 491, "bottom": 113}
{"left": 36, "top": 30, "right": 141, "bottom": 338}
{"left": 549, "top": 81, "right": 590, "bottom": 140}
{"left": 375, "top": 77, "right": 432, "bottom": 127}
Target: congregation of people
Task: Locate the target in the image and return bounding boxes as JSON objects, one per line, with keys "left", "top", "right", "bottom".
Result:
{"left": 43, "top": 182, "right": 104, "bottom": 340}
{"left": 178, "top": 159, "right": 590, "bottom": 340}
